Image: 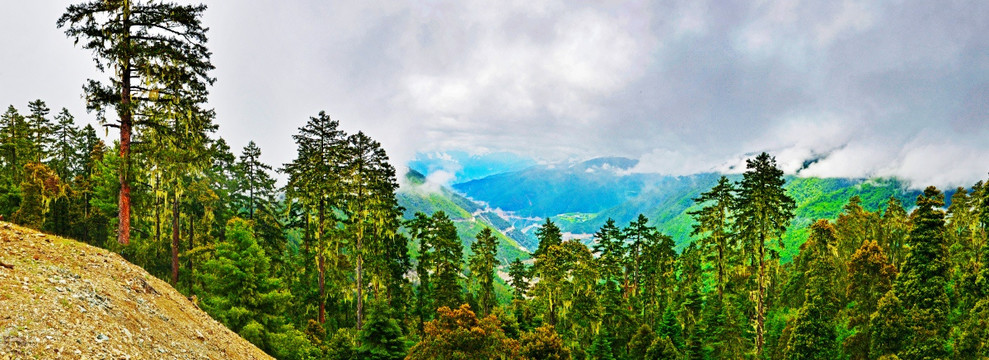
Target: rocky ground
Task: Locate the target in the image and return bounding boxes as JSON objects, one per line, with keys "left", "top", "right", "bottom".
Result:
{"left": 0, "top": 222, "right": 272, "bottom": 359}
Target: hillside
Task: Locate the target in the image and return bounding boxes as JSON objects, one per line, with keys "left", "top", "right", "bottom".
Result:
{"left": 396, "top": 169, "right": 530, "bottom": 261}
{"left": 0, "top": 222, "right": 272, "bottom": 359}
{"left": 449, "top": 159, "right": 924, "bottom": 261}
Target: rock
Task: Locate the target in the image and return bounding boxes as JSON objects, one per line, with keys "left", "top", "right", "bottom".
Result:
{"left": 95, "top": 333, "right": 109, "bottom": 343}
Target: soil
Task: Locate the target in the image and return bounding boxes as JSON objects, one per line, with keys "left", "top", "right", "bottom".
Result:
{"left": 0, "top": 222, "right": 273, "bottom": 359}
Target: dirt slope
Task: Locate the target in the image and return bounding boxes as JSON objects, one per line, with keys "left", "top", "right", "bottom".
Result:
{"left": 0, "top": 222, "right": 272, "bottom": 359}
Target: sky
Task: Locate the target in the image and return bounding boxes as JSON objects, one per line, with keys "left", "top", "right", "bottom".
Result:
{"left": 1, "top": 1, "right": 988, "bottom": 188}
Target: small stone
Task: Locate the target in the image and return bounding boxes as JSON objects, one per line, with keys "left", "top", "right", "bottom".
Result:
{"left": 95, "top": 333, "right": 109, "bottom": 343}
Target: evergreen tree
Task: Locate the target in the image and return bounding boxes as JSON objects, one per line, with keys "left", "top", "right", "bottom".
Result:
{"left": 407, "top": 304, "right": 521, "bottom": 360}
{"left": 784, "top": 220, "right": 840, "bottom": 360}
{"left": 520, "top": 324, "right": 571, "bottom": 360}
{"left": 60, "top": 0, "right": 215, "bottom": 245}
{"left": 357, "top": 302, "right": 407, "bottom": 360}
{"left": 340, "top": 131, "right": 402, "bottom": 330}
{"left": 25, "top": 100, "right": 54, "bottom": 164}
{"left": 588, "top": 328, "right": 617, "bottom": 360}
{"left": 895, "top": 187, "right": 950, "bottom": 360}
{"left": 880, "top": 196, "right": 911, "bottom": 267}
{"left": 508, "top": 258, "right": 530, "bottom": 300}
{"left": 49, "top": 108, "right": 80, "bottom": 179}
{"left": 844, "top": 240, "right": 897, "bottom": 360}
{"left": 235, "top": 141, "right": 276, "bottom": 221}
{"left": 469, "top": 228, "right": 499, "bottom": 316}
{"left": 734, "top": 152, "right": 795, "bottom": 356}
{"left": 0, "top": 105, "right": 30, "bottom": 184}
{"left": 690, "top": 175, "right": 737, "bottom": 299}
{"left": 591, "top": 218, "right": 624, "bottom": 283}
{"left": 646, "top": 336, "right": 680, "bottom": 359}
{"left": 870, "top": 290, "right": 908, "bottom": 358}
{"left": 282, "top": 111, "right": 347, "bottom": 324}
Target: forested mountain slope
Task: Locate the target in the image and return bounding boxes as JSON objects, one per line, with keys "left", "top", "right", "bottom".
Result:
{"left": 0, "top": 222, "right": 271, "bottom": 359}
{"left": 396, "top": 169, "right": 530, "bottom": 261}
{"left": 451, "top": 158, "right": 922, "bottom": 260}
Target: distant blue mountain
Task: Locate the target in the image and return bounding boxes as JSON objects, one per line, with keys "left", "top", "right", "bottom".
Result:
{"left": 408, "top": 151, "right": 537, "bottom": 184}
{"left": 447, "top": 157, "right": 923, "bottom": 261}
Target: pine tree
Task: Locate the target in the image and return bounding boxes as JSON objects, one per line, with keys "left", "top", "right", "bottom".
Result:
{"left": 59, "top": 0, "right": 215, "bottom": 245}
{"left": 870, "top": 290, "right": 908, "bottom": 358}
{"left": 734, "top": 152, "right": 795, "bottom": 355}
{"left": 895, "top": 187, "right": 950, "bottom": 360}
{"left": 508, "top": 258, "right": 530, "bottom": 300}
{"left": 235, "top": 141, "right": 276, "bottom": 221}
{"left": 588, "top": 328, "right": 617, "bottom": 360}
{"left": 407, "top": 304, "right": 521, "bottom": 360}
{"left": 520, "top": 324, "right": 571, "bottom": 360}
{"left": 340, "top": 131, "right": 402, "bottom": 330}
{"left": 357, "top": 302, "right": 407, "bottom": 360}
{"left": 0, "top": 105, "right": 30, "bottom": 184}
{"left": 690, "top": 175, "right": 737, "bottom": 299}
{"left": 591, "top": 218, "right": 624, "bottom": 283}
{"left": 469, "top": 228, "right": 499, "bottom": 316}
{"left": 880, "top": 196, "right": 911, "bottom": 267}
{"left": 25, "top": 100, "right": 53, "bottom": 164}
{"left": 784, "top": 220, "right": 840, "bottom": 360}
{"left": 844, "top": 240, "right": 897, "bottom": 360}
{"left": 282, "top": 111, "right": 347, "bottom": 324}
{"left": 49, "top": 108, "right": 80, "bottom": 180}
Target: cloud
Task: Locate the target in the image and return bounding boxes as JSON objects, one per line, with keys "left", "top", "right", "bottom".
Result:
{"left": 3, "top": 0, "right": 989, "bottom": 189}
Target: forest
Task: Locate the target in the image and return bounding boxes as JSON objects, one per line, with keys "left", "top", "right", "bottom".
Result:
{"left": 1, "top": 1, "right": 987, "bottom": 359}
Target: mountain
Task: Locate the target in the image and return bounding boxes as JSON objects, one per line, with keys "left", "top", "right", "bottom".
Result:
{"left": 396, "top": 169, "right": 530, "bottom": 262}
{"left": 453, "top": 157, "right": 656, "bottom": 216}
{"left": 0, "top": 222, "right": 271, "bottom": 359}
{"left": 449, "top": 158, "right": 923, "bottom": 262}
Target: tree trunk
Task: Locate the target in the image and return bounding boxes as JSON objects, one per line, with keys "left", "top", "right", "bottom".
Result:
{"left": 356, "top": 251, "right": 364, "bottom": 330}
{"left": 318, "top": 199, "right": 326, "bottom": 324}
{"left": 756, "top": 238, "right": 766, "bottom": 356}
{"left": 318, "top": 252, "right": 326, "bottom": 324}
{"left": 171, "top": 194, "right": 180, "bottom": 286}
{"left": 188, "top": 214, "right": 194, "bottom": 275}
{"left": 117, "top": 6, "right": 132, "bottom": 246}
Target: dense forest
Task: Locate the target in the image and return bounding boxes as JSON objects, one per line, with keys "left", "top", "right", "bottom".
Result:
{"left": 1, "top": 1, "right": 988, "bottom": 359}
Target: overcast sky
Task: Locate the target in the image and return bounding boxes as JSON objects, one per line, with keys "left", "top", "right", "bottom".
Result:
{"left": 1, "top": 1, "right": 987, "bottom": 188}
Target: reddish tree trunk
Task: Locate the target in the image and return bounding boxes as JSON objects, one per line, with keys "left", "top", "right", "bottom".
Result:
{"left": 171, "top": 195, "right": 180, "bottom": 285}
{"left": 117, "top": 7, "right": 132, "bottom": 246}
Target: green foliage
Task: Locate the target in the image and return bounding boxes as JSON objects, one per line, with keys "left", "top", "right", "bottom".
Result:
{"left": 357, "top": 303, "right": 407, "bottom": 360}
{"left": 520, "top": 324, "right": 571, "bottom": 360}
{"left": 469, "top": 228, "right": 500, "bottom": 315}
{"left": 407, "top": 304, "right": 521, "bottom": 360}
{"left": 896, "top": 187, "right": 951, "bottom": 360}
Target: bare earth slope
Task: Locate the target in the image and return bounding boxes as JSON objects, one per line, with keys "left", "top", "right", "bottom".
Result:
{"left": 0, "top": 222, "right": 272, "bottom": 359}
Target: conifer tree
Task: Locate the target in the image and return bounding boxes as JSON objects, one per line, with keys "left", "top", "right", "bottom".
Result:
{"left": 520, "top": 324, "right": 571, "bottom": 360}
{"left": 784, "top": 220, "right": 840, "bottom": 360}
{"left": 357, "top": 302, "right": 408, "bottom": 360}
{"left": 591, "top": 218, "right": 624, "bottom": 283}
{"left": 283, "top": 111, "right": 347, "bottom": 324}
{"left": 59, "top": 0, "right": 215, "bottom": 245}
{"left": 690, "top": 175, "right": 737, "bottom": 299}
{"left": 508, "top": 258, "right": 530, "bottom": 300}
{"left": 49, "top": 108, "right": 80, "bottom": 180}
{"left": 844, "top": 240, "right": 897, "bottom": 360}
{"left": 870, "top": 290, "right": 908, "bottom": 358}
{"left": 0, "top": 106, "right": 30, "bottom": 184}
{"left": 25, "top": 100, "right": 53, "bottom": 164}
{"left": 469, "top": 228, "right": 499, "bottom": 316}
{"left": 880, "top": 196, "right": 911, "bottom": 267}
{"left": 895, "top": 186, "right": 950, "bottom": 360}
{"left": 340, "top": 131, "right": 401, "bottom": 330}
{"left": 235, "top": 141, "right": 276, "bottom": 221}
{"left": 735, "top": 152, "right": 795, "bottom": 355}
